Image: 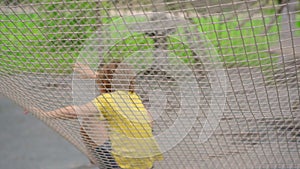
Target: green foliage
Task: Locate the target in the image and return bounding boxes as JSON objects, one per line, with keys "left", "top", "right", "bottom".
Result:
{"left": 1, "top": 5, "right": 299, "bottom": 74}
{"left": 39, "top": 1, "right": 110, "bottom": 52}
{"left": 0, "top": 13, "right": 57, "bottom": 74}
{"left": 104, "top": 14, "right": 285, "bottom": 68}
{"left": 0, "top": 1, "right": 111, "bottom": 74}
{"left": 192, "top": 16, "right": 280, "bottom": 68}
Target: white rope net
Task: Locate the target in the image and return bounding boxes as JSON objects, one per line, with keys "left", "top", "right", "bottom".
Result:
{"left": 0, "top": 0, "right": 299, "bottom": 168}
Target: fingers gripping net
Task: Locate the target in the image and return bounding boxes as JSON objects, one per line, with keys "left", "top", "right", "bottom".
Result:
{"left": 0, "top": 0, "right": 300, "bottom": 168}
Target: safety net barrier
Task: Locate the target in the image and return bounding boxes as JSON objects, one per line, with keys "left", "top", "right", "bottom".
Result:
{"left": 0, "top": 0, "right": 299, "bottom": 168}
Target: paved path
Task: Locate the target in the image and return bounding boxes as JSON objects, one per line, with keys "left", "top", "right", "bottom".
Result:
{"left": 0, "top": 95, "right": 98, "bottom": 169}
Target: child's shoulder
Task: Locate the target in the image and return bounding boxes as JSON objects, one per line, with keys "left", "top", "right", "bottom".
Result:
{"left": 98, "top": 91, "right": 127, "bottom": 100}
{"left": 99, "top": 91, "right": 141, "bottom": 103}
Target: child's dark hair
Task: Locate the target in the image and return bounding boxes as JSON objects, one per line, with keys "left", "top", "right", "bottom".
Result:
{"left": 96, "top": 60, "right": 135, "bottom": 93}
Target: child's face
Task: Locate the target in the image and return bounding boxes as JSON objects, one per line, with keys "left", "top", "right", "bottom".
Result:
{"left": 111, "top": 69, "right": 135, "bottom": 92}
{"left": 98, "top": 81, "right": 110, "bottom": 93}
{"left": 96, "top": 62, "right": 135, "bottom": 93}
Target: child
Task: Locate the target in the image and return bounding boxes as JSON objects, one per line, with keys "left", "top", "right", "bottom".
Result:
{"left": 39, "top": 60, "right": 163, "bottom": 169}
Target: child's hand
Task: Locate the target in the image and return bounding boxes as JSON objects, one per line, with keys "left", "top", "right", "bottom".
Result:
{"left": 24, "top": 106, "right": 53, "bottom": 118}
{"left": 23, "top": 109, "right": 29, "bottom": 115}
{"left": 25, "top": 105, "right": 78, "bottom": 120}
{"left": 26, "top": 106, "right": 45, "bottom": 115}
{"left": 73, "top": 62, "right": 96, "bottom": 79}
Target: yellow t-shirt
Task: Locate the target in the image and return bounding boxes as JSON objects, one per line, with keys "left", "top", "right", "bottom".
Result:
{"left": 92, "top": 90, "right": 163, "bottom": 169}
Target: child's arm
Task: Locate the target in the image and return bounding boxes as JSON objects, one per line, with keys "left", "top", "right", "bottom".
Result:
{"left": 31, "top": 102, "right": 99, "bottom": 120}
{"left": 44, "top": 105, "right": 78, "bottom": 119}
{"left": 73, "top": 62, "right": 97, "bottom": 79}
{"left": 147, "top": 110, "right": 154, "bottom": 127}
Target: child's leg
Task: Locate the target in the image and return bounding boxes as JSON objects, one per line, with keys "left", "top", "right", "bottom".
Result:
{"left": 94, "top": 140, "right": 120, "bottom": 169}
{"left": 80, "top": 125, "right": 119, "bottom": 168}
{"left": 79, "top": 118, "right": 109, "bottom": 148}
{"left": 80, "top": 127, "right": 99, "bottom": 164}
